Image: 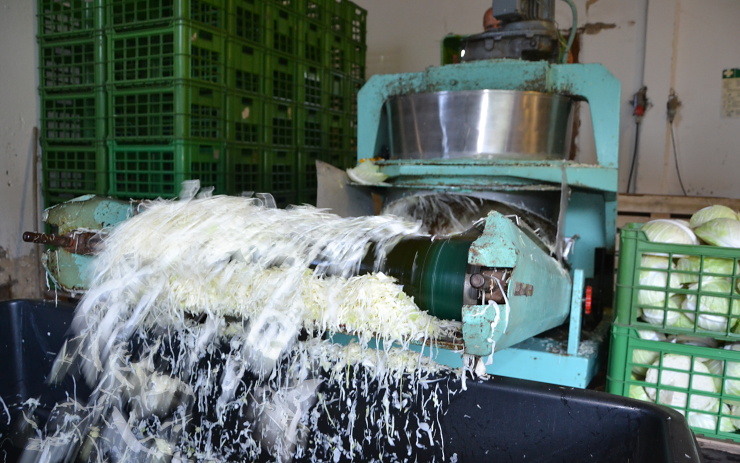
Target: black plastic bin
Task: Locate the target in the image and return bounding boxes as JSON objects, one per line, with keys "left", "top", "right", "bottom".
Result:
{"left": 0, "top": 299, "right": 703, "bottom": 462}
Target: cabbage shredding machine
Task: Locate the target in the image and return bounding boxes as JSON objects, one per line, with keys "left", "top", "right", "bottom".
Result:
{"left": 25, "top": 0, "right": 620, "bottom": 388}
{"left": 320, "top": 0, "right": 621, "bottom": 387}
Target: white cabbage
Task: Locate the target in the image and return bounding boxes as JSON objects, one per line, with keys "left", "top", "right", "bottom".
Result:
{"left": 645, "top": 354, "right": 717, "bottom": 412}
{"left": 683, "top": 279, "right": 740, "bottom": 332}
{"left": 675, "top": 256, "right": 736, "bottom": 285}
{"left": 690, "top": 205, "right": 739, "bottom": 229}
{"left": 629, "top": 382, "right": 651, "bottom": 402}
{"left": 694, "top": 218, "right": 740, "bottom": 248}
{"left": 638, "top": 257, "right": 681, "bottom": 325}
{"left": 632, "top": 331, "right": 666, "bottom": 376}
{"left": 723, "top": 344, "right": 740, "bottom": 399}
{"left": 642, "top": 219, "right": 699, "bottom": 246}
{"left": 688, "top": 403, "right": 737, "bottom": 433}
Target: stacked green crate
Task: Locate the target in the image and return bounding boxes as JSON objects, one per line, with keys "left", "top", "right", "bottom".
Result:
{"left": 37, "top": 0, "right": 106, "bottom": 206}
{"left": 106, "top": 0, "right": 229, "bottom": 198}
{"left": 226, "top": 0, "right": 266, "bottom": 196}
{"left": 607, "top": 223, "right": 740, "bottom": 441}
{"left": 38, "top": 0, "right": 366, "bottom": 206}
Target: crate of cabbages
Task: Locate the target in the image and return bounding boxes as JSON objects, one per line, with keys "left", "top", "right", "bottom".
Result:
{"left": 608, "top": 204, "right": 740, "bottom": 440}
{"left": 614, "top": 205, "right": 740, "bottom": 338}
{"left": 607, "top": 324, "right": 740, "bottom": 441}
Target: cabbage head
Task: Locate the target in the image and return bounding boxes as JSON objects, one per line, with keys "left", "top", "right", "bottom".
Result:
{"left": 690, "top": 205, "right": 739, "bottom": 229}
{"left": 675, "top": 256, "right": 736, "bottom": 285}
{"left": 688, "top": 403, "right": 737, "bottom": 433}
{"left": 642, "top": 219, "right": 699, "bottom": 246}
{"left": 631, "top": 330, "right": 666, "bottom": 375}
{"left": 638, "top": 256, "right": 682, "bottom": 325}
{"left": 645, "top": 354, "right": 718, "bottom": 411}
{"left": 723, "top": 344, "right": 740, "bottom": 399}
{"left": 694, "top": 218, "right": 740, "bottom": 248}
{"left": 683, "top": 279, "right": 740, "bottom": 332}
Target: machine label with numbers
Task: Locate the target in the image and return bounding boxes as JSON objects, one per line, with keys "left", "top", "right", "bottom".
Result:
{"left": 722, "top": 68, "right": 740, "bottom": 118}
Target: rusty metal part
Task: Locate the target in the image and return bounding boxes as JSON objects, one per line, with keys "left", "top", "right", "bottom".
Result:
{"left": 478, "top": 269, "right": 511, "bottom": 304}
{"left": 23, "top": 231, "right": 102, "bottom": 255}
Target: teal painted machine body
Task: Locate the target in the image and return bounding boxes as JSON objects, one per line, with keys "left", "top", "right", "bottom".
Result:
{"left": 462, "top": 212, "right": 571, "bottom": 355}
{"left": 356, "top": 60, "right": 620, "bottom": 387}
{"left": 41, "top": 195, "right": 133, "bottom": 292}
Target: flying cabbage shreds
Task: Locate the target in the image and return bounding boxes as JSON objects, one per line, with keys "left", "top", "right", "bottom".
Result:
{"left": 346, "top": 160, "right": 390, "bottom": 185}
{"left": 32, "top": 187, "right": 470, "bottom": 463}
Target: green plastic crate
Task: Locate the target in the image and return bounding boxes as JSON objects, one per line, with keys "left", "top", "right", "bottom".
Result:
{"left": 349, "top": 42, "right": 366, "bottom": 80}
{"left": 109, "top": 82, "right": 226, "bottom": 142}
{"left": 326, "top": 111, "right": 350, "bottom": 151}
{"left": 265, "top": 52, "right": 298, "bottom": 101}
{"left": 108, "top": 22, "right": 228, "bottom": 87}
{"left": 107, "top": 0, "right": 227, "bottom": 32}
{"left": 322, "top": 149, "right": 353, "bottom": 170}
{"left": 230, "top": 0, "right": 266, "bottom": 45}
{"left": 42, "top": 143, "right": 107, "bottom": 205}
{"left": 226, "top": 92, "right": 265, "bottom": 144}
{"left": 298, "top": 63, "right": 324, "bottom": 107}
{"left": 39, "top": 35, "right": 105, "bottom": 93}
{"left": 348, "top": 2, "right": 366, "bottom": 44}
{"left": 265, "top": 148, "right": 297, "bottom": 206}
{"left": 326, "top": 71, "right": 349, "bottom": 112}
{"left": 299, "top": 20, "right": 326, "bottom": 66}
{"left": 226, "top": 143, "right": 265, "bottom": 195}
{"left": 37, "top": 0, "right": 103, "bottom": 41}
{"left": 607, "top": 323, "right": 740, "bottom": 442}
{"left": 109, "top": 141, "right": 225, "bottom": 199}
{"left": 296, "top": 107, "right": 324, "bottom": 148}
{"left": 41, "top": 90, "right": 106, "bottom": 145}
{"left": 327, "top": 0, "right": 348, "bottom": 37}
{"left": 265, "top": 4, "right": 297, "bottom": 56}
{"left": 326, "top": 32, "right": 348, "bottom": 74}
{"left": 615, "top": 223, "right": 740, "bottom": 340}
{"left": 299, "top": 149, "right": 319, "bottom": 200}
{"left": 227, "top": 39, "right": 264, "bottom": 94}
{"left": 265, "top": 100, "right": 295, "bottom": 146}
{"left": 302, "top": 0, "right": 327, "bottom": 27}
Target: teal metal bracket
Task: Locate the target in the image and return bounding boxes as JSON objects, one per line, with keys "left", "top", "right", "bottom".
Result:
{"left": 458, "top": 212, "right": 572, "bottom": 355}
{"left": 461, "top": 303, "right": 507, "bottom": 357}
{"left": 42, "top": 195, "right": 134, "bottom": 292}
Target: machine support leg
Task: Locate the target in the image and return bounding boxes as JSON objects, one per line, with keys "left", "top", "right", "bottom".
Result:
{"left": 567, "top": 269, "right": 585, "bottom": 356}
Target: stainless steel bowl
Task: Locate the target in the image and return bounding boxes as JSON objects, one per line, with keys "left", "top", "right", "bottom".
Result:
{"left": 384, "top": 89, "right": 574, "bottom": 160}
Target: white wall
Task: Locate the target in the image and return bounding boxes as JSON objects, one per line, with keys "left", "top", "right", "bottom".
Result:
{"left": 355, "top": 0, "right": 740, "bottom": 199}
{"left": 639, "top": 0, "right": 740, "bottom": 197}
{"left": 0, "top": 0, "right": 41, "bottom": 298}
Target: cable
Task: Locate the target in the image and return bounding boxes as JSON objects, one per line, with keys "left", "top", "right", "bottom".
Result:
{"left": 626, "top": 121, "right": 641, "bottom": 193}
{"left": 560, "top": 0, "right": 578, "bottom": 64}
{"left": 666, "top": 90, "right": 686, "bottom": 195}
{"left": 670, "top": 122, "right": 687, "bottom": 195}
{"left": 627, "top": 87, "right": 649, "bottom": 193}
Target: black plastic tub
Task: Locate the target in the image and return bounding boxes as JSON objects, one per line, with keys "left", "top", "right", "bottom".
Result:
{"left": 0, "top": 299, "right": 703, "bottom": 462}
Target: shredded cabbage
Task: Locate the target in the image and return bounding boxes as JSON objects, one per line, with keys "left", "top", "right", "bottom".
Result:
{"left": 29, "top": 185, "right": 468, "bottom": 462}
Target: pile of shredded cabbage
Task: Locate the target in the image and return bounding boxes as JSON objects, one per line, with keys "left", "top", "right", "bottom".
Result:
{"left": 24, "top": 183, "right": 464, "bottom": 462}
